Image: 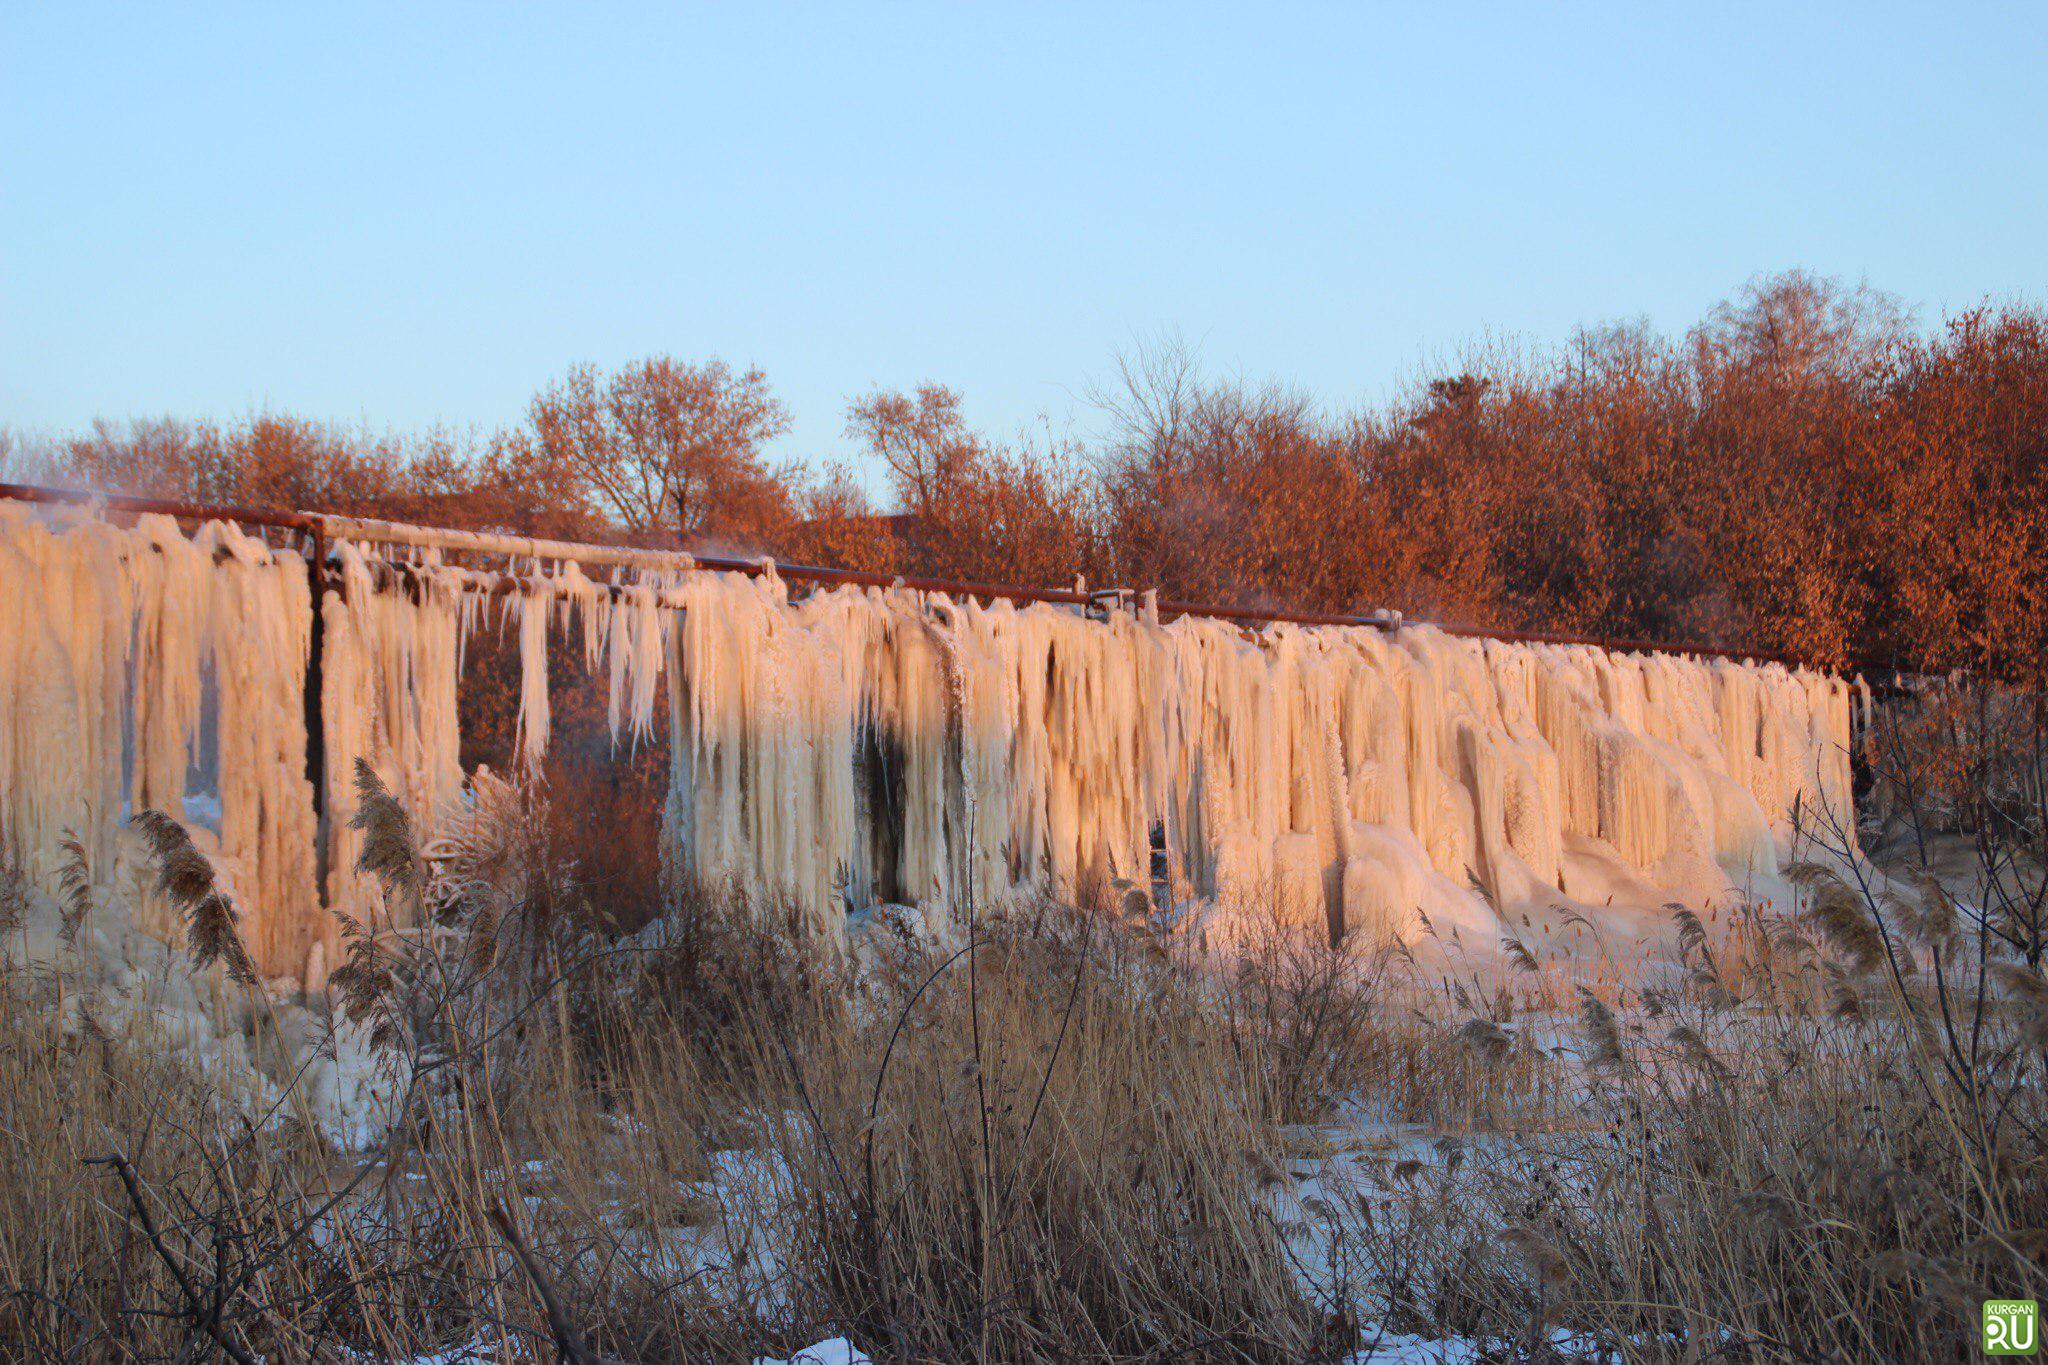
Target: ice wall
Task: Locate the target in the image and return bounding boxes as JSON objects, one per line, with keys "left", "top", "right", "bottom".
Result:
{"left": 643, "top": 568, "right": 1856, "bottom": 949}
{"left": 0, "top": 508, "right": 1859, "bottom": 977}
{"left": 0, "top": 504, "right": 318, "bottom": 971}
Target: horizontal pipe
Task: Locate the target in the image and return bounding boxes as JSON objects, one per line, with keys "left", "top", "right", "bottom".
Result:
{"left": 0, "top": 480, "right": 318, "bottom": 534}
{"left": 1154, "top": 595, "right": 1395, "bottom": 631}
{"left": 331, "top": 546, "right": 1872, "bottom": 672}
{"left": 715, "top": 555, "right": 1098, "bottom": 604}
{"left": 316, "top": 513, "right": 697, "bottom": 573}
{"left": 1428, "top": 621, "right": 1842, "bottom": 672}
{"left": 338, "top": 557, "right": 698, "bottom": 610}
{"left": 0, "top": 479, "right": 1874, "bottom": 674}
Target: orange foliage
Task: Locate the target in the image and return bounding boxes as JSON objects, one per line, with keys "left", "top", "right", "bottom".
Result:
{"left": 53, "top": 275, "right": 2048, "bottom": 682}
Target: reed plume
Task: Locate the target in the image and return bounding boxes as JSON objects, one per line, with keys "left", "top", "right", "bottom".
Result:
{"left": 1666, "top": 1024, "right": 1729, "bottom": 1080}
{"left": 1788, "top": 862, "right": 1889, "bottom": 977}
{"left": 0, "top": 854, "right": 23, "bottom": 938}
{"left": 350, "top": 758, "right": 425, "bottom": 910}
{"left": 1885, "top": 874, "right": 1958, "bottom": 948}
{"left": 1501, "top": 934, "right": 1539, "bottom": 974}
{"left": 1672, "top": 905, "right": 1710, "bottom": 967}
{"left": 1575, "top": 985, "right": 1627, "bottom": 1070}
{"left": 56, "top": 830, "right": 92, "bottom": 947}
{"left": 1456, "top": 1017, "right": 1513, "bottom": 1062}
{"left": 1991, "top": 962, "right": 2048, "bottom": 1047}
{"left": 129, "top": 810, "right": 257, "bottom": 986}
{"left": 1498, "top": 1223, "right": 1568, "bottom": 1293}
{"left": 325, "top": 910, "right": 399, "bottom": 1039}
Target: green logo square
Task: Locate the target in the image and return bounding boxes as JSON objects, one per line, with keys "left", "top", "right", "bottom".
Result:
{"left": 1986, "top": 1299, "right": 2040, "bottom": 1355}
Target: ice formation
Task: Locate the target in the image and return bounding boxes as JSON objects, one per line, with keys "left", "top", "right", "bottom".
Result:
{"left": 0, "top": 504, "right": 1859, "bottom": 984}
{"left": 0, "top": 503, "right": 319, "bottom": 969}
{"left": 461, "top": 544, "right": 1854, "bottom": 949}
{"left": 319, "top": 540, "right": 472, "bottom": 922}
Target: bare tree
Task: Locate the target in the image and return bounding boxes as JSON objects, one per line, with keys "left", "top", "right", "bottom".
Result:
{"left": 1084, "top": 329, "right": 1204, "bottom": 484}
{"left": 1694, "top": 269, "right": 1911, "bottom": 381}
{"left": 0, "top": 427, "right": 56, "bottom": 484}
{"left": 525, "top": 357, "right": 792, "bottom": 542}
{"left": 846, "top": 383, "right": 986, "bottom": 516}
{"left": 64, "top": 417, "right": 233, "bottom": 501}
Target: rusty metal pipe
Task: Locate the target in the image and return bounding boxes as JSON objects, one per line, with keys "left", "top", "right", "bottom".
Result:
{"left": 0, "top": 480, "right": 318, "bottom": 534}
{"left": 703, "top": 555, "right": 1097, "bottom": 605}
{"left": 1426, "top": 622, "right": 1840, "bottom": 671}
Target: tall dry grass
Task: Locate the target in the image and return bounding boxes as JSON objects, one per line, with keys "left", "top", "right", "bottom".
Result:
{"left": 2, "top": 689, "right": 2045, "bottom": 1360}
{"left": 0, "top": 782, "right": 1389, "bottom": 1359}
{"left": 755, "top": 902, "right": 1331, "bottom": 1360}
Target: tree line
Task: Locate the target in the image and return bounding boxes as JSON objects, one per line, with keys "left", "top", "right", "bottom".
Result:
{"left": 15, "top": 270, "right": 2046, "bottom": 679}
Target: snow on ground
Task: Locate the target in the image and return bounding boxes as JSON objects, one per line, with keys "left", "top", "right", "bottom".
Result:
{"left": 1349, "top": 1325, "right": 1614, "bottom": 1362}
{"left": 753, "top": 1340, "right": 870, "bottom": 1365}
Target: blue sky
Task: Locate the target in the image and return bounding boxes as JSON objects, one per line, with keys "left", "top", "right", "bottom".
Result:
{"left": 4, "top": 3, "right": 2043, "bottom": 485}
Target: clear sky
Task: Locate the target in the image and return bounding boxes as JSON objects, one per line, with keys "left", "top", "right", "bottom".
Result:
{"left": 5, "top": 3, "right": 2043, "bottom": 483}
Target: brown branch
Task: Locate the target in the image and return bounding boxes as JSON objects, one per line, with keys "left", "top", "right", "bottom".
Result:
{"left": 83, "top": 1153, "right": 261, "bottom": 1365}
{"left": 488, "top": 1201, "right": 630, "bottom": 1365}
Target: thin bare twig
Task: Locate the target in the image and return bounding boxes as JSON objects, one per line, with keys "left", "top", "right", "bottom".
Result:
{"left": 487, "top": 1200, "right": 632, "bottom": 1365}
{"left": 82, "top": 1153, "right": 260, "bottom": 1365}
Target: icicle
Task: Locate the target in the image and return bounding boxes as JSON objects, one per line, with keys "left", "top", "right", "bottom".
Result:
{"left": 130, "top": 514, "right": 209, "bottom": 818}
{"left": 321, "top": 540, "right": 470, "bottom": 930}
{"left": 0, "top": 504, "right": 133, "bottom": 882}
{"left": 193, "top": 518, "right": 318, "bottom": 972}
{"left": 555, "top": 560, "right": 605, "bottom": 672}
{"left": 514, "top": 575, "right": 551, "bottom": 773}
{"left": 603, "top": 567, "right": 673, "bottom": 749}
